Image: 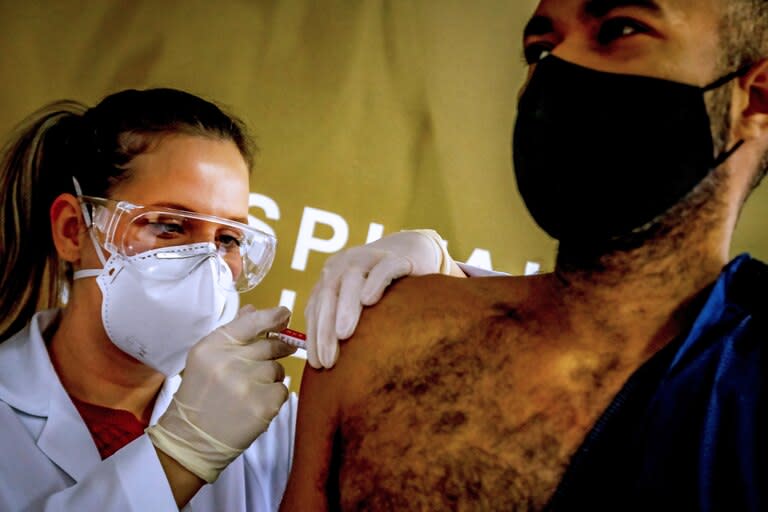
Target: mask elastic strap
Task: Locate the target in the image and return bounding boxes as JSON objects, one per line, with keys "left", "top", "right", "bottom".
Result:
{"left": 71, "top": 176, "right": 108, "bottom": 268}
{"left": 702, "top": 64, "right": 752, "bottom": 92}
{"left": 702, "top": 64, "right": 751, "bottom": 168}
{"left": 73, "top": 269, "right": 103, "bottom": 280}
{"left": 713, "top": 139, "right": 745, "bottom": 168}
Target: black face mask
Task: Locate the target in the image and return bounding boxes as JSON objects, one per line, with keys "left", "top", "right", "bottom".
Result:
{"left": 512, "top": 55, "right": 746, "bottom": 243}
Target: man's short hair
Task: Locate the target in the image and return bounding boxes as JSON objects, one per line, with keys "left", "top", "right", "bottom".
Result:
{"left": 721, "top": 0, "right": 768, "bottom": 189}
{"left": 721, "top": 0, "right": 768, "bottom": 69}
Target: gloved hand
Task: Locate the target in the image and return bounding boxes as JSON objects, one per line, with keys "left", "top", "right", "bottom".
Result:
{"left": 146, "top": 305, "right": 296, "bottom": 483}
{"left": 304, "top": 229, "right": 461, "bottom": 369}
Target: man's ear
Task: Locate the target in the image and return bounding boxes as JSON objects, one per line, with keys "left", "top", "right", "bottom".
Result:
{"left": 734, "top": 59, "right": 768, "bottom": 141}
{"left": 50, "top": 193, "right": 85, "bottom": 264}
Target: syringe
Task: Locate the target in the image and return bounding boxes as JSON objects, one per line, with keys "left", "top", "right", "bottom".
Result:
{"left": 267, "top": 328, "right": 307, "bottom": 350}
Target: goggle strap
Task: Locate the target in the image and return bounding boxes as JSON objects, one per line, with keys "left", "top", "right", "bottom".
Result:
{"left": 71, "top": 177, "right": 93, "bottom": 228}
{"left": 71, "top": 177, "right": 109, "bottom": 266}
{"left": 89, "top": 229, "right": 108, "bottom": 267}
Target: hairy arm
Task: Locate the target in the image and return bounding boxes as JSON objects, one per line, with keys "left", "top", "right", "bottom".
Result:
{"left": 281, "top": 277, "right": 425, "bottom": 510}
{"left": 279, "top": 361, "right": 342, "bottom": 511}
{"left": 281, "top": 274, "right": 461, "bottom": 510}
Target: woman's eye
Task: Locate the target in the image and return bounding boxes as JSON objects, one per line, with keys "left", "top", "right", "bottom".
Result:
{"left": 597, "top": 18, "right": 648, "bottom": 45}
{"left": 524, "top": 44, "right": 553, "bottom": 65}
{"left": 218, "top": 233, "right": 243, "bottom": 250}
{"left": 148, "top": 221, "right": 185, "bottom": 237}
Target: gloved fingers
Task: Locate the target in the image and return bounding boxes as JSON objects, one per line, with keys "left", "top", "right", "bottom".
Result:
{"left": 361, "top": 254, "right": 413, "bottom": 306}
{"left": 304, "top": 281, "right": 325, "bottom": 369}
{"left": 316, "top": 285, "right": 341, "bottom": 369}
{"left": 214, "top": 357, "right": 287, "bottom": 387}
{"left": 222, "top": 305, "right": 291, "bottom": 344}
{"left": 271, "top": 360, "right": 287, "bottom": 382}
{"left": 247, "top": 382, "right": 290, "bottom": 420}
{"left": 304, "top": 246, "right": 389, "bottom": 369}
{"left": 335, "top": 269, "right": 366, "bottom": 340}
{"left": 244, "top": 359, "right": 288, "bottom": 383}
{"left": 318, "top": 254, "right": 345, "bottom": 283}
{"left": 236, "top": 337, "right": 298, "bottom": 362}
{"left": 324, "top": 246, "right": 383, "bottom": 278}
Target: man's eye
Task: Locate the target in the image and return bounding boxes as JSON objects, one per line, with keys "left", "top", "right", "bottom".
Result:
{"left": 597, "top": 17, "right": 648, "bottom": 45}
{"left": 524, "top": 44, "right": 553, "bottom": 65}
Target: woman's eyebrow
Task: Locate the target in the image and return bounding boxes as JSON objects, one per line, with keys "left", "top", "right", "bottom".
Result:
{"left": 151, "top": 202, "right": 249, "bottom": 224}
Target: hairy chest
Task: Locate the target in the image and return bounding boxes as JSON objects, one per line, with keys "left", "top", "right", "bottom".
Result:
{"left": 336, "top": 311, "right": 636, "bottom": 511}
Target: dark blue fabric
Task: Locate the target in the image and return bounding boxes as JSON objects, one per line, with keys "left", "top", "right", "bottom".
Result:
{"left": 546, "top": 254, "right": 768, "bottom": 511}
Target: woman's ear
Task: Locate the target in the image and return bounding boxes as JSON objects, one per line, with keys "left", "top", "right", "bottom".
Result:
{"left": 50, "top": 193, "right": 85, "bottom": 263}
{"left": 735, "top": 59, "right": 768, "bottom": 141}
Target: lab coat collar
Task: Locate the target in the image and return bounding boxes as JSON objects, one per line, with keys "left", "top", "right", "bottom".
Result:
{"left": 151, "top": 368, "right": 180, "bottom": 425}
{"left": 0, "top": 309, "right": 61, "bottom": 416}
{"left": 0, "top": 309, "right": 181, "bottom": 481}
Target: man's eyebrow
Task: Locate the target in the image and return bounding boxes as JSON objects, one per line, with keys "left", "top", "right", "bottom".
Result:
{"left": 584, "top": 0, "right": 662, "bottom": 18}
{"left": 523, "top": 15, "right": 554, "bottom": 39}
{"left": 523, "top": 0, "right": 662, "bottom": 39}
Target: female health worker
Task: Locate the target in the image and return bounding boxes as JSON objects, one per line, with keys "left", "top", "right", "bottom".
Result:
{"left": 0, "top": 87, "right": 458, "bottom": 511}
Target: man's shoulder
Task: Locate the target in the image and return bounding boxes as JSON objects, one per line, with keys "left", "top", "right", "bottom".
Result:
{"left": 326, "top": 274, "right": 531, "bottom": 392}
{"left": 373, "top": 272, "right": 530, "bottom": 314}
{"left": 354, "top": 273, "right": 529, "bottom": 346}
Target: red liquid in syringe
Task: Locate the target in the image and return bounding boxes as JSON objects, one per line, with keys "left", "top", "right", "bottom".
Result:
{"left": 268, "top": 328, "right": 307, "bottom": 350}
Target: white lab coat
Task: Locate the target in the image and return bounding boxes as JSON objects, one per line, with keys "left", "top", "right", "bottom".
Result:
{"left": 457, "top": 262, "right": 506, "bottom": 277}
{"left": 0, "top": 309, "right": 297, "bottom": 511}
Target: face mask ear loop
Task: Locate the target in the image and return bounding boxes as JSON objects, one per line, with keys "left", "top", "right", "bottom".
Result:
{"left": 702, "top": 63, "right": 753, "bottom": 93}
{"left": 702, "top": 65, "right": 751, "bottom": 169}
{"left": 713, "top": 139, "right": 745, "bottom": 168}
{"left": 71, "top": 176, "right": 108, "bottom": 267}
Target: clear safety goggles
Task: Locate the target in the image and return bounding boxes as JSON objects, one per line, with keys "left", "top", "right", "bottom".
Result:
{"left": 74, "top": 189, "right": 277, "bottom": 292}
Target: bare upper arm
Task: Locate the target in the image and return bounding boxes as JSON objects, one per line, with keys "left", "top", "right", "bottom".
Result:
{"left": 279, "top": 359, "right": 345, "bottom": 511}
{"left": 281, "top": 276, "right": 435, "bottom": 510}
{"left": 280, "top": 306, "right": 406, "bottom": 510}
{"left": 281, "top": 274, "right": 473, "bottom": 510}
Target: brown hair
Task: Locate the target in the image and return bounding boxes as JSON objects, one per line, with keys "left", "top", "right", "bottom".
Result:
{"left": 0, "top": 88, "right": 255, "bottom": 341}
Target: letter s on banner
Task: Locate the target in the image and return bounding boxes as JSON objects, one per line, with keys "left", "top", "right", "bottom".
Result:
{"left": 291, "top": 207, "right": 350, "bottom": 271}
{"left": 248, "top": 193, "right": 280, "bottom": 237}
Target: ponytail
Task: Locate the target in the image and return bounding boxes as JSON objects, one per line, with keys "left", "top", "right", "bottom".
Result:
{"left": 0, "top": 101, "right": 87, "bottom": 341}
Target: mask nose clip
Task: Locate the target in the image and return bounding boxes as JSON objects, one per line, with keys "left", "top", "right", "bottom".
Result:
{"left": 153, "top": 242, "right": 227, "bottom": 279}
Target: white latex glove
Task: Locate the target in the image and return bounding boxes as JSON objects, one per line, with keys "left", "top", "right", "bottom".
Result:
{"left": 304, "top": 229, "right": 458, "bottom": 369}
{"left": 146, "top": 305, "right": 296, "bottom": 483}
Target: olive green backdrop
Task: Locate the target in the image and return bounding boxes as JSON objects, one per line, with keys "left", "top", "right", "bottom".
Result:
{"left": 2, "top": 1, "right": 766, "bottom": 389}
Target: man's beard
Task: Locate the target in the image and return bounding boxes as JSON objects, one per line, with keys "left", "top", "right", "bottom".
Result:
{"left": 556, "top": 83, "right": 733, "bottom": 272}
{"left": 556, "top": 168, "right": 728, "bottom": 271}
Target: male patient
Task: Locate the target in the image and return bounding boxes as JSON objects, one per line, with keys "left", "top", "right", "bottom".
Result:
{"left": 282, "top": 0, "right": 768, "bottom": 509}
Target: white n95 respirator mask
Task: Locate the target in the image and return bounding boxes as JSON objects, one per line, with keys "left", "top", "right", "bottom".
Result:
{"left": 74, "top": 242, "right": 234, "bottom": 376}
{"left": 70, "top": 177, "right": 276, "bottom": 376}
